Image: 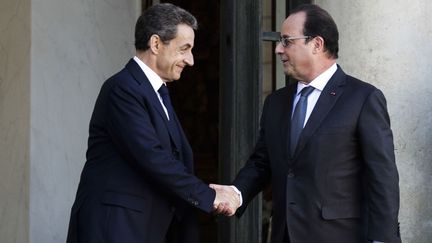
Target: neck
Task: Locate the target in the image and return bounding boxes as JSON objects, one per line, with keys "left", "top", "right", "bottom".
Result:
{"left": 303, "top": 59, "right": 336, "bottom": 83}
{"left": 136, "top": 50, "right": 158, "bottom": 72}
{"left": 136, "top": 50, "right": 150, "bottom": 64}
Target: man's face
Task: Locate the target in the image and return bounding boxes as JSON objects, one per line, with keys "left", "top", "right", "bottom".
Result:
{"left": 275, "top": 12, "right": 314, "bottom": 81}
{"left": 156, "top": 24, "right": 195, "bottom": 82}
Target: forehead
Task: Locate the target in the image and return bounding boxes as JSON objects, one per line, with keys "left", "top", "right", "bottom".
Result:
{"left": 281, "top": 12, "right": 306, "bottom": 36}
{"left": 172, "top": 24, "right": 195, "bottom": 46}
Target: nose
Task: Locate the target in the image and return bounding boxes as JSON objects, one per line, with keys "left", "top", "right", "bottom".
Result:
{"left": 275, "top": 42, "right": 284, "bottom": 55}
{"left": 184, "top": 51, "right": 194, "bottom": 66}
{"left": 275, "top": 42, "right": 283, "bottom": 54}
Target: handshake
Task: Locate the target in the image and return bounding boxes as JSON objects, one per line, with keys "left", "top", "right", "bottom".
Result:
{"left": 210, "top": 184, "right": 242, "bottom": 217}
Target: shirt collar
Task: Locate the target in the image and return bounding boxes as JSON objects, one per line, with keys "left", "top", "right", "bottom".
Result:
{"left": 296, "top": 63, "right": 337, "bottom": 94}
{"left": 133, "top": 56, "right": 165, "bottom": 91}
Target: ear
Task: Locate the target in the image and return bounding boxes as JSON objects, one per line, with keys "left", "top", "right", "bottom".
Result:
{"left": 149, "top": 34, "right": 162, "bottom": 54}
{"left": 312, "top": 36, "right": 325, "bottom": 54}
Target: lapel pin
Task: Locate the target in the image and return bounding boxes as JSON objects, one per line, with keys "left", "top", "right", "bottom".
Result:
{"left": 330, "top": 92, "right": 336, "bottom": 96}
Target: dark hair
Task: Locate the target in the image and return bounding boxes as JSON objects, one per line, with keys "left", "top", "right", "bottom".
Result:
{"left": 291, "top": 4, "right": 339, "bottom": 58}
{"left": 135, "top": 3, "right": 198, "bottom": 51}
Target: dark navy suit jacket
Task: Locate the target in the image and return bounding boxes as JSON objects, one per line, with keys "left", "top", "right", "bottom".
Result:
{"left": 233, "top": 66, "right": 401, "bottom": 243}
{"left": 67, "top": 59, "right": 215, "bottom": 243}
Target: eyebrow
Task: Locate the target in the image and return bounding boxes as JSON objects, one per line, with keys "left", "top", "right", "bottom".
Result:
{"left": 179, "top": 43, "right": 192, "bottom": 49}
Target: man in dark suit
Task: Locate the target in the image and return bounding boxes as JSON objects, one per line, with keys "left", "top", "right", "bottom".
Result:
{"left": 66, "top": 3, "right": 239, "bottom": 243}
{"left": 212, "top": 4, "right": 401, "bottom": 243}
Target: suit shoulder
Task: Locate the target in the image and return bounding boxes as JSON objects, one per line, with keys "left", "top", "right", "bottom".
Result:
{"left": 340, "top": 75, "right": 390, "bottom": 108}
{"left": 265, "top": 86, "right": 290, "bottom": 101}
{"left": 345, "top": 75, "right": 379, "bottom": 93}
{"left": 100, "top": 67, "right": 140, "bottom": 93}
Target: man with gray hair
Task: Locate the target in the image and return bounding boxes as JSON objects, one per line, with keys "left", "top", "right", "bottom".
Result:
{"left": 66, "top": 3, "right": 239, "bottom": 243}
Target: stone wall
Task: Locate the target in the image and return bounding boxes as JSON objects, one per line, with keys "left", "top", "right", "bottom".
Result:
{"left": 0, "top": 0, "right": 138, "bottom": 242}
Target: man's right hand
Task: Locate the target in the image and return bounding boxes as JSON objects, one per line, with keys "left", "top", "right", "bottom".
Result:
{"left": 210, "top": 184, "right": 241, "bottom": 216}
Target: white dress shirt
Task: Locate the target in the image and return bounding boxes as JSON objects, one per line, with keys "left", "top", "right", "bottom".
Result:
{"left": 133, "top": 56, "right": 170, "bottom": 120}
{"left": 292, "top": 63, "right": 337, "bottom": 127}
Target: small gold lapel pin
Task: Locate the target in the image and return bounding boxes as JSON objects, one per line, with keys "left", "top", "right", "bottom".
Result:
{"left": 330, "top": 92, "right": 336, "bottom": 96}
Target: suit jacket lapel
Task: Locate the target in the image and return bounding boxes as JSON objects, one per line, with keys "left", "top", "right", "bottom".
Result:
{"left": 282, "top": 83, "right": 298, "bottom": 160}
{"left": 125, "top": 59, "right": 182, "bottom": 151}
{"left": 293, "top": 67, "right": 347, "bottom": 159}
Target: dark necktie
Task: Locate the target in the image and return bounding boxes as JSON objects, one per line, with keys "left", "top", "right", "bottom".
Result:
{"left": 158, "top": 84, "right": 174, "bottom": 120}
{"left": 290, "top": 86, "right": 314, "bottom": 156}
{"left": 158, "top": 84, "right": 181, "bottom": 147}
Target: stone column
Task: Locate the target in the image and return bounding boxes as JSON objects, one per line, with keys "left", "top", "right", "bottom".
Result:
{"left": 0, "top": 0, "right": 31, "bottom": 242}
{"left": 316, "top": 1, "right": 432, "bottom": 242}
{"left": 0, "top": 0, "right": 139, "bottom": 242}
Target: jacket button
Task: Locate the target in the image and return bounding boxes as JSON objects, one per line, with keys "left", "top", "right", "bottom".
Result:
{"left": 173, "top": 150, "right": 179, "bottom": 158}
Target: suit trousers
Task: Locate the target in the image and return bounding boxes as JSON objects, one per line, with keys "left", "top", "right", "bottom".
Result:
{"left": 165, "top": 210, "right": 201, "bottom": 243}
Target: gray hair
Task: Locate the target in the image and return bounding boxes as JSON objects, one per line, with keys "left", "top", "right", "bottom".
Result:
{"left": 135, "top": 3, "right": 198, "bottom": 51}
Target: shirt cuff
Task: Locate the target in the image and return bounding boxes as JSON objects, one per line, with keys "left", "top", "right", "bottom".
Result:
{"left": 230, "top": 186, "right": 243, "bottom": 206}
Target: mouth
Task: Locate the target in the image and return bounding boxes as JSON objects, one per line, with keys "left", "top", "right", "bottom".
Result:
{"left": 279, "top": 56, "right": 288, "bottom": 62}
